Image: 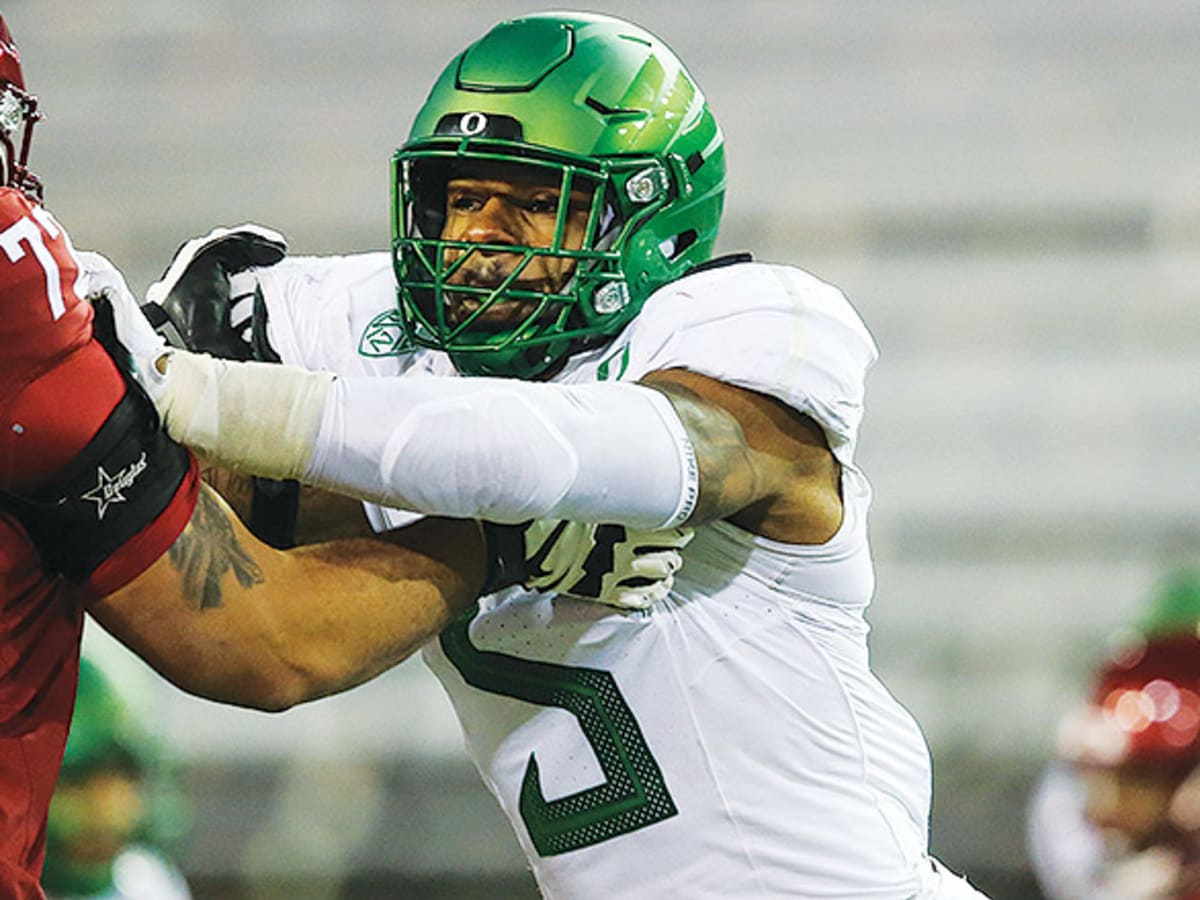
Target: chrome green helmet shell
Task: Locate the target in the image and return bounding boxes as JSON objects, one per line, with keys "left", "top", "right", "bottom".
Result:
{"left": 391, "top": 11, "right": 726, "bottom": 378}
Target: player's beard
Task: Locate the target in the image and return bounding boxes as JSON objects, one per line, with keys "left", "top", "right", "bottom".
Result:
{"left": 444, "top": 252, "right": 572, "bottom": 330}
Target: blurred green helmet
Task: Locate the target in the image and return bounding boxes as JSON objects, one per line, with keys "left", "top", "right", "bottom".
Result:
{"left": 1131, "top": 567, "right": 1200, "bottom": 641}
{"left": 59, "top": 658, "right": 146, "bottom": 781}
{"left": 44, "top": 660, "right": 188, "bottom": 898}
{"left": 44, "top": 660, "right": 148, "bottom": 897}
{"left": 391, "top": 11, "right": 726, "bottom": 378}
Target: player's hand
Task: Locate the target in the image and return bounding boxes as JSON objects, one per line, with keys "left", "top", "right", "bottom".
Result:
{"left": 480, "top": 520, "right": 694, "bottom": 609}
{"left": 144, "top": 226, "right": 296, "bottom": 547}
{"left": 483, "top": 520, "right": 692, "bottom": 609}
{"left": 144, "top": 224, "right": 286, "bottom": 361}
{"left": 80, "top": 251, "right": 172, "bottom": 407}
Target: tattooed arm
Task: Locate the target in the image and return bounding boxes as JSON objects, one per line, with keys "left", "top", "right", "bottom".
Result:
{"left": 88, "top": 483, "right": 484, "bottom": 711}
{"left": 639, "top": 368, "right": 843, "bottom": 544}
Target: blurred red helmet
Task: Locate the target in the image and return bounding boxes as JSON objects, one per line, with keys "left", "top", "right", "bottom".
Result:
{"left": 0, "top": 14, "right": 42, "bottom": 200}
{"left": 1059, "top": 632, "right": 1200, "bottom": 771}
{"left": 0, "top": 17, "right": 26, "bottom": 88}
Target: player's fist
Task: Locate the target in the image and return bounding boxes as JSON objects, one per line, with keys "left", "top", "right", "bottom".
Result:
{"left": 528, "top": 521, "right": 693, "bottom": 609}
{"left": 481, "top": 519, "right": 692, "bottom": 610}
{"left": 144, "top": 224, "right": 286, "bottom": 361}
{"left": 79, "top": 251, "right": 170, "bottom": 405}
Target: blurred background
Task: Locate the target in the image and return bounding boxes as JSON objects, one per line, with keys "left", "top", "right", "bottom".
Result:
{"left": 11, "top": 1, "right": 1200, "bottom": 897}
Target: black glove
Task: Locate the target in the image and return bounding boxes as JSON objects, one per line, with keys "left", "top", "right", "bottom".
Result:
{"left": 144, "top": 225, "right": 297, "bottom": 547}
{"left": 143, "top": 224, "right": 287, "bottom": 360}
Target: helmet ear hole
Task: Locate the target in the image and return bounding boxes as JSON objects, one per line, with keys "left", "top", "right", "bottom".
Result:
{"left": 661, "top": 230, "right": 699, "bottom": 262}
{"left": 409, "top": 159, "right": 451, "bottom": 239}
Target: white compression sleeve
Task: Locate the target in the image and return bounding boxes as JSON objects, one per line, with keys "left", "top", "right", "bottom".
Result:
{"left": 304, "top": 376, "right": 699, "bottom": 529}
{"left": 153, "top": 352, "right": 699, "bottom": 529}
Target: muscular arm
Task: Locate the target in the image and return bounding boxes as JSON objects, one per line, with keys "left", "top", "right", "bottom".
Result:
{"left": 150, "top": 350, "right": 843, "bottom": 542}
{"left": 89, "top": 483, "right": 484, "bottom": 712}
{"left": 640, "top": 368, "right": 843, "bottom": 544}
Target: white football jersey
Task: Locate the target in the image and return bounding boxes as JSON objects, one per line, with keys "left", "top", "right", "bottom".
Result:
{"left": 258, "top": 255, "right": 937, "bottom": 898}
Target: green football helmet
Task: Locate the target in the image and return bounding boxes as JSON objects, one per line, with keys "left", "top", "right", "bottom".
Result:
{"left": 391, "top": 12, "right": 726, "bottom": 378}
{"left": 1132, "top": 567, "right": 1200, "bottom": 640}
{"left": 44, "top": 660, "right": 187, "bottom": 897}
{"left": 44, "top": 660, "right": 148, "bottom": 896}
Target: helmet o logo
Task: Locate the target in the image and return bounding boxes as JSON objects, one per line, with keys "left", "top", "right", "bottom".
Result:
{"left": 459, "top": 112, "right": 488, "bottom": 136}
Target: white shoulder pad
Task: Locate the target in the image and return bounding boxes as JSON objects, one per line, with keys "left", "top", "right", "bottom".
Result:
{"left": 616, "top": 261, "right": 878, "bottom": 465}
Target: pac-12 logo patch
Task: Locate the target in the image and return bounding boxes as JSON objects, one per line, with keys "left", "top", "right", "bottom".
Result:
{"left": 358, "top": 309, "right": 414, "bottom": 357}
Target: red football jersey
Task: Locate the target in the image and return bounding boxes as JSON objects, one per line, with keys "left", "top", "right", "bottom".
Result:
{"left": 0, "top": 187, "right": 197, "bottom": 894}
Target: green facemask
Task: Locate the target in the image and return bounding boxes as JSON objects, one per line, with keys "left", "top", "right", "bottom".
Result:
{"left": 391, "top": 12, "right": 725, "bottom": 378}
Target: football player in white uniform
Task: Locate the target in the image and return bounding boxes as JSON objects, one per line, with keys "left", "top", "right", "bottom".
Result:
{"left": 111, "top": 11, "right": 989, "bottom": 899}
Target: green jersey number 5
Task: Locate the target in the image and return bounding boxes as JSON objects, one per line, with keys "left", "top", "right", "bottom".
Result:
{"left": 439, "top": 615, "right": 678, "bottom": 856}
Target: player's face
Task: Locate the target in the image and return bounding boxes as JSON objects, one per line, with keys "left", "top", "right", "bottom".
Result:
{"left": 439, "top": 162, "right": 591, "bottom": 327}
{"left": 1078, "top": 763, "right": 1186, "bottom": 849}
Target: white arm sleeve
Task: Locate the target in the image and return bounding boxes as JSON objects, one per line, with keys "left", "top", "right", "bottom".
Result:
{"left": 154, "top": 351, "right": 698, "bottom": 530}
{"left": 306, "top": 376, "right": 698, "bottom": 529}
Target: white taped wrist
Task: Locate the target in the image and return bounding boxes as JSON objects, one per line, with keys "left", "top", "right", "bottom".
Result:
{"left": 156, "top": 350, "right": 333, "bottom": 479}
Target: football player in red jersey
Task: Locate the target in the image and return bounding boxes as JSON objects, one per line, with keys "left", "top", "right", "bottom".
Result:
{"left": 0, "top": 15, "right": 673, "bottom": 897}
{"left": 0, "top": 61, "right": 476, "bottom": 894}
{"left": 1028, "top": 570, "right": 1200, "bottom": 900}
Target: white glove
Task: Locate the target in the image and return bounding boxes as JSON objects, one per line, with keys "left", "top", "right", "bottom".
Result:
{"left": 523, "top": 520, "right": 694, "bottom": 610}
{"left": 87, "top": 251, "right": 251, "bottom": 469}
{"left": 79, "top": 250, "right": 174, "bottom": 406}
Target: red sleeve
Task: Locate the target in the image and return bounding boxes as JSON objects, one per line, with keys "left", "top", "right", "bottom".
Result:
{"left": 3, "top": 339, "right": 201, "bottom": 603}
{"left": 0, "top": 190, "right": 200, "bottom": 599}
{"left": 0, "top": 189, "right": 93, "bottom": 388}
{"left": 0, "top": 188, "right": 97, "bottom": 490}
